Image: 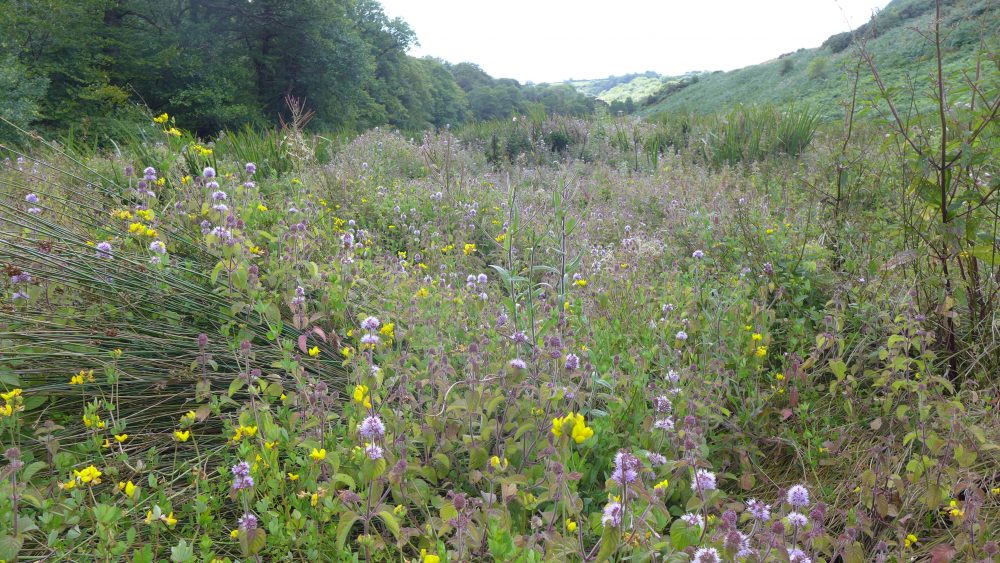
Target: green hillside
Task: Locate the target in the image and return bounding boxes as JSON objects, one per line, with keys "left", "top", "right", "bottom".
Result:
{"left": 565, "top": 71, "right": 674, "bottom": 103}
{"left": 642, "top": 0, "right": 999, "bottom": 118}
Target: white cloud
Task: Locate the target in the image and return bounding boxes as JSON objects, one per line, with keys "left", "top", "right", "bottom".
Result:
{"left": 379, "top": 0, "right": 889, "bottom": 83}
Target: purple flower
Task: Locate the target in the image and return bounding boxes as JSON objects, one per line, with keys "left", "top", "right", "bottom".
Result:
{"left": 666, "top": 369, "right": 680, "bottom": 383}
{"left": 149, "top": 241, "right": 166, "bottom": 254}
{"left": 245, "top": 162, "right": 256, "bottom": 175}
{"left": 787, "top": 484, "right": 810, "bottom": 507}
{"left": 358, "top": 415, "right": 385, "bottom": 440}
{"left": 691, "top": 468, "right": 716, "bottom": 492}
{"left": 509, "top": 358, "right": 527, "bottom": 369}
{"left": 787, "top": 512, "right": 808, "bottom": 527}
{"left": 653, "top": 395, "right": 672, "bottom": 413}
{"left": 212, "top": 203, "right": 228, "bottom": 213}
{"left": 611, "top": 450, "right": 640, "bottom": 486}
{"left": 692, "top": 547, "right": 720, "bottom": 563}
{"left": 143, "top": 167, "right": 157, "bottom": 181}
{"left": 365, "top": 443, "right": 384, "bottom": 460}
{"left": 681, "top": 512, "right": 704, "bottom": 528}
{"left": 25, "top": 193, "right": 38, "bottom": 203}
{"left": 512, "top": 331, "right": 528, "bottom": 344}
{"left": 361, "top": 316, "right": 380, "bottom": 331}
{"left": 12, "top": 290, "right": 29, "bottom": 301}
{"left": 477, "top": 273, "right": 488, "bottom": 284}
{"left": 237, "top": 512, "right": 258, "bottom": 531}
{"left": 692, "top": 250, "right": 705, "bottom": 259}
{"left": 647, "top": 452, "right": 667, "bottom": 466}
{"left": 211, "top": 190, "right": 227, "bottom": 201}
{"left": 231, "top": 461, "right": 254, "bottom": 490}
{"left": 675, "top": 330, "right": 688, "bottom": 341}
{"left": 360, "top": 334, "right": 380, "bottom": 345}
{"left": 27, "top": 207, "right": 41, "bottom": 214}
{"left": 787, "top": 548, "right": 811, "bottom": 563}
{"left": 601, "top": 501, "right": 622, "bottom": 528}
{"left": 564, "top": 353, "right": 580, "bottom": 370}
{"left": 746, "top": 498, "right": 771, "bottom": 521}
{"left": 206, "top": 181, "right": 220, "bottom": 190}
{"left": 96, "top": 241, "right": 113, "bottom": 259}
{"left": 653, "top": 417, "right": 675, "bottom": 431}
{"left": 203, "top": 166, "right": 216, "bottom": 179}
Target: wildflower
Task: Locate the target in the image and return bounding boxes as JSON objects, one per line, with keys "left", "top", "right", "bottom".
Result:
{"left": 119, "top": 480, "right": 137, "bottom": 498}
{"left": 691, "top": 468, "right": 717, "bottom": 492}
{"left": 203, "top": 166, "right": 216, "bottom": 179}
{"left": 96, "top": 241, "right": 113, "bottom": 259}
{"left": 153, "top": 113, "right": 169, "bottom": 124}
{"left": 746, "top": 498, "right": 771, "bottom": 521}
{"left": 787, "top": 484, "right": 810, "bottom": 507}
{"left": 287, "top": 473, "right": 299, "bottom": 481}
{"left": 352, "top": 385, "right": 372, "bottom": 408}
{"left": 245, "top": 162, "right": 257, "bottom": 175}
{"left": 692, "top": 250, "right": 705, "bottom": 259}
{"left": 654, "top": 417, "right": 675, "bottom": 431}
{"left": 565, "top": 353, "right": 580, "bottom": 370}
{"left": 358, "top": 415, "right": 385, "bottom": 440}
{"left": 361, "top": 316, "right": 380, "bottom": 331}
{"left": 393, "top": 504, "right": 406, "bottom": 516}
{"left": 231, "top": 461, "right": 254, "bottom": 490}
{"left": 114, "top": 434, "right": 128, "bottom": 443}
{"left": 364, "top": 443, "right": 384, "bottom": 460}
{"left": 59, "top": 479, "right": 76, "bottom": 491}
{"left": 611, "top": 450, "right": 640, "bottom": 486}
{"left": 163, "top": 512, "right": 178, "bottom": 527}
{"left": 573, "top": 278, "right": 588, "bottom": 287}
{"left": 648, "top": 453, "right": 667, "bottom": 466}
{"left": 681, "top": 512, "right": 704, "bottom": 528}
{"left": 463, "top": 243, "right": 476, "bottom": 255}
{"left": 776, "top": 372, "right": 785, "bottom": 381}
{"left": 25, "top": 193, "right": 38, "bottom": 203}
{"left": 692, "top": 548, "right": 720, "bottom": 563}
{"left": 69, "top": 374, "right": 85, "bottom": 385}
{"left": 421, "top": 550, "right": 441, "bottom": 563}
{"left": 904, "top": 533, "right": 918, "bottom": 548}
{"left": 786, "top": 511, "right": 808, "bottom": 527}
{"left": 230, "top": 529, "right": 240, "bottom": 539}
{"left": 755, "top": 346, "right": 768, "bottom": 357}
{"left": 787, "top": 548, "right": 811, "bottom": 563}
{"left": 947, "top": 499, "right": 964, "bottom": 518}
{"left": 211, "top": 190, "right": 227, "bottom": 201}
{"left": 308, "top": 346, "right": 320, "bottom": 357}
{"left": 675, "top": 330, "right": 688, "bottom": 341}
{"left": 751, "top": 333, "right": 763, "bottom": 341}
{"left": 601, "top": 501, "right": 623, "bottom": 527}
{"left": 489, "top": 455, "right": 508, "bottom": 471}
{"left": 654, "top": 478, "right": 670, "bottom": 490}
{"left": 509, "top": 358, "right": 527, "bottom": 370}
{"left": 566, "top": 519, "right": 577, "bottom": 532}
{"left": 149, "top": 240, "right": 166, "bottom": 254}
{"left": 173, "top": 430, "right": 191, "bottom": 442}
{"left": 310, "top": 448, "right": 327, "bottom": 461}
{"left": 257, "top": 203, "right": 268, "bottom": 212}
{"left": 74, "top": 465, "right": 102, "bottom": 485}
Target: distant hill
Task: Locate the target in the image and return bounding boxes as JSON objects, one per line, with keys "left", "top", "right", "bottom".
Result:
{"left": 641, "top": 0, "right": 999, "bottom": 118}
{"left": 563, "top": 72, "right": 677, "bottom": 104}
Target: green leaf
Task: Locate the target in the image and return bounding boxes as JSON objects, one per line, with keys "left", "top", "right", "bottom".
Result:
{"left": 0, "top": 535, "right": 23, "bottom": 560}
{"left": 595, "top": 524, "right": 620, "bottom": 562}
{"left": 239, "top": 528, "right": 266, "bottom": 556}
{"left": 376, "top": 510, "right": 401, "bottom": 541}
{"left": 132, "top": 544, "right": 153, "bottom": 563}
{"left": 335, "top": 511, "right": 360, "bottom": 551}
{"left": 20, "top": 460, "right": 47, "bottom": 482}
{"left": 170, "top": 538, "right": 195, "bottom": 562}
{"left": 915, "top": 179, "right": 941, "bottom": 208}
{"left": 669, "top": 519, "right": 700, "bottom": 551}
{"left": 828, "top": 360, "right": 847, "bottom": 380}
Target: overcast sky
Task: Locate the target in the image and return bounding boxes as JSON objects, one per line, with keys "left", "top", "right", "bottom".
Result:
{"left": 378, "top": 0, "right": 890, "bottom": 83}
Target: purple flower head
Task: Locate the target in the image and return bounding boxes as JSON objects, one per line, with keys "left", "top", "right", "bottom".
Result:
{"left": 653, "top": 417, "right": 675, "bottom": 431}
{"left": 691, "top": 468, "right": 716, "bottom": 492}
{"left": 692, "top": 548, "right": 720, "bottom": 563}
{"left": 787, "top": 484, "right": 810, "bottom": 507}
{"left": 360, "top": 334, "right": 380, "bottom": 345}
{"left": 365, "top": 443, "right": 384, "bottom": 460}
{"left": 358, "top": 415, "right": 385, "bottom": 440}
{"left": 143, "top": 167, "right": 157, "bottom": 181}
{"left": 212, "top": 204, "right": 228, "bottom": 213}
{"left": 477, "top": 273, "right": 488, "bottom": 284}
{"left": 512, "top": 331, "right": 528, "bottom": 345}
{"left": 509, "top": 358, "right": 527, "bottom": 370}
{"left": 611, "top": 450, "right": 640, "bottom": 486}
{"left": 245, "top": 162, "right": 256, "bottom": 175}
{"left": 787, "top": 548, "right": 811, "bottom": 563}
{"left": 666, "top": 369, "right": 680, "bottom": 383}
{"left": 149, "top": 240, "right": 166, "bottom": 254}
{"left": 653, "top": 395, "right": 672, "bottom": 413}
{"left": 231, "top": 461, "right": 254, "bottom": 490}
{"left": 692, "top": 250, "right": 705, "bottom": 259}
{"left": 203, "top": 166, "right": 216, "bottom": 179}
{"left": 361, "top": 316, "right": 380, "bottom": 331}
{"left": 206, "top": 181, "right": 220, "bottom": 190}
{"left": 211, "top": 190, "right": 227, "bottom": 201}
{"left": 675, "top": 330, "right": 688, "bottom": 341}
{"left": 601, "top": 501, "right": 622, "bottom": 528}
{"left": 746, "top": 498, "right": 771, "bottom": 521}
{"left": 681, "top": 512, "right": 704, "bottom": 528}
{"left": 647, "top": 452, "right": 667, "bottom": 466}
{"left": 564, "top": 353, "right": 580, "bottom": 370}
{"left": 25, "top": 193, "right": 38, "bottom": 204}
{"left": 96, "top": 241, "right": 113, "bottom": 259}
{"left": 237, "top": 512, "right": 258, "bottom": 531}
{"left": 27, "top": 207, "right": 41, "bottom": 214}
{"left": 787, "top": 511, "right": 808, "bottom": 528}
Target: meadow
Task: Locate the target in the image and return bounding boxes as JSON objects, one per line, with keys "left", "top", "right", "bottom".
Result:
{"left": 1, "top": 11, "right": 999, "bottom": 562}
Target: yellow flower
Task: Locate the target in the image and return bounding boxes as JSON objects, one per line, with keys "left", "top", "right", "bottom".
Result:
{"left": 416, "top": 287, "right": 429, "bottom": 298}
{"left": 552, "top": 412, "right": 594, "bottom": 444}
{"left": 165, "top": 127, "right": 182, "bottom": 137}
{"left": 153, "top": 113, "right": 169, "bottom": 124}
{"left": 69, "top": 374, "right": 85, "bottom": 385}
{"left": 751, "top": 333, "right": 763, "bottom": 341}
{"left": 173, "top": 430, "right": 191, "bottom": 442}
{"left": 164, "top": 512, "right": 178, "bottom": 527}
{"left": 287, "top": 473, "right": 299, "bottom": 481}
{"left": 102, "top": 439, "right": 111, "bottom": 448}
{"left": 440, "top": 244, "right": 454, "bottom": 254}
{"left": 766, "top": 228, "right": 774, "bottom": 235}
{"left": 573, "top": 279, "right": 588, "bottom": 287}
{"left": 310, "top": 492, "right": 319, "bottom": 507}
{"left": 119, "top": 480, "right": 137, "bottom": 498}
{"left": 463, "top": 243, "right": 477, "bottom": 255}
{"left": 230, "top": 529, "right": 240, "bottom": 539}
{"left": 566, "top": 519, "right": 577, "bottom": 532}
{"left": 489, "top": 456, "right": 509, "bottom": 471}
{"left": 341, "top": 346, "right": 354, "bottom": 359}
{"left": 181, "top": 175, "right": 191, "bottom": 185}
{"left": 74, "top": 465, "right": 102, "bottom": 485}
{"left": 904, "top": 534, "right": 918, "bottom": 548}
{"left": 654, "top": 478, "right": 670, "bottom": 490}
{"left": 755, "top": 346, "right": 768, "bottom": 358}
{"left": 308, "top": 346, "right": 320, "bottom": 357}
{"left": 59, "top": 479, "right": 76, "bottom": 490}
{"left": 114, "top": 433, "right": 128, "bottom": 443}
{"left": 257, "top": 204, "right": 268, "bottom": 212}
{"left": 775, "top": 373, "right": 785, "bottom": 381}
{"left": 393, "top": 504, "right": 406, "bottom": 516}
{"left": 353, "top": 385, "right": 372, "bottom": 409}
{"left": 495, "top": 232, "right": 506, "bottom": 243}
{"left": 421, "top": 550, "right": 440, "bottom": 563}
{"left": 310, "top": 448, "right": 327, "bottom": 461}
{"left": 181, "top": 411, "right": 196, "bottom": 424}
{"left": 379, "top": 323, "right": 395, "bottom": 339}
{"left": 241, "top": 425, "right": 258, "bottom": 437}
{"left": 136, "top": 209, "right": 155, "bottom": 221}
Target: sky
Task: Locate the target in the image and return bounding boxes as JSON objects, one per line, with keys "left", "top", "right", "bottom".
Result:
{"left": 378, "top": 0, "right": 891, "bottom": 84}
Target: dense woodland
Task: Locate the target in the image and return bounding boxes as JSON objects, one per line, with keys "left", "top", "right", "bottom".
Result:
{"left": 0, "top": 0, "right": 594, "bottom": 139}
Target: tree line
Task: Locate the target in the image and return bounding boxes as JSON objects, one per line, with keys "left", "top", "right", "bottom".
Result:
{"left": 0, "top": 0, "right": 596, "bottom": 139}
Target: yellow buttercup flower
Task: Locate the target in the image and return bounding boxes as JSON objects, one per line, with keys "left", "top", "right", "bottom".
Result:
{"left": 118, "top": 480, "right": 137, "bottom": 498}
{"left": 775, "top": 373, "right": 785, "bottom": 381}
{"left": 552, "top": 412, "right": 594, "bottom": 444}
{"left": 573, "top": 279, "right": 588, "bottom": 287}
{"left": 230, "top": 529, "right": 240, "bottom": 539}
{"left": 421, "top": 550, "right": 440, "bottom": 563}
{"left": 74, "top": 465, "right": 102, "bottom": 485}
{"left": 257, "top": 204, "right": 268, "bottom": 212}
{"left": 59, "top": 479, "right": 76, "bottom": 490}
{"left": 310, "top": 448, "right": 327, "bottom": 461}
{"left": 566, "top": 519, "right": 577, "bottom": 532}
